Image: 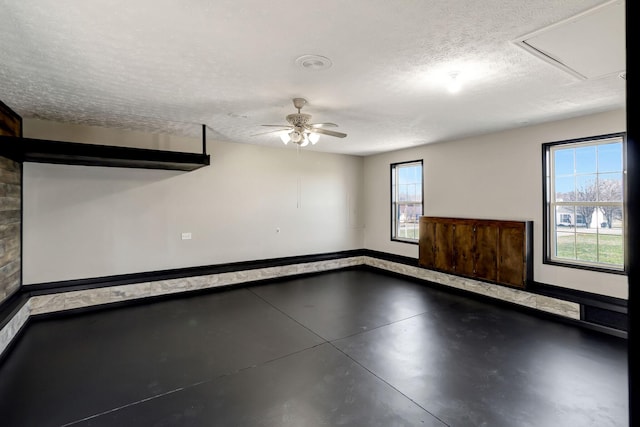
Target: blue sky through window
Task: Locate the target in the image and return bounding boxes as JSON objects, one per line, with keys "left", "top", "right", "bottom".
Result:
{"left": 553, "top": 142, "right": 622, "bottom": 193}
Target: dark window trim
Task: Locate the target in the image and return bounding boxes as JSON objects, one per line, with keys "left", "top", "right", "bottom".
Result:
{"left": 390, "top": 160, "right": 423, "bottom": 244}
{"left": 541, "top": 132, "right": 628, "bottom": 275}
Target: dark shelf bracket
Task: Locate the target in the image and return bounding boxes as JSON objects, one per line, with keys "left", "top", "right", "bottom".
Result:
{"left": 202, "top": 124, "right": 207, "bottom": 156}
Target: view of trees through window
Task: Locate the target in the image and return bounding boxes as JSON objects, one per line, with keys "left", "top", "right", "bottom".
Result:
{"left": 547, "top": 135, "right": 625, "bottom": 270}
{"left": 391, "top": 161, "right": 423, "bottom": 242}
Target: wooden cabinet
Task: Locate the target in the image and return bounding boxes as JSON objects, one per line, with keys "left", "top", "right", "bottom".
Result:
{"left": 434, "top": 222, "right": 454, "bottom": 271}
{"left": 419, "top": 217, "right": 532, "bottom": 288}
{"left": 474, "top": 224, "right": 498, "bottom": 282}
{"left": 419, "top": 220, "right": 436, "bottom": 268}
{"left": 453, "top": 222, "right": 475, "bottom": 277}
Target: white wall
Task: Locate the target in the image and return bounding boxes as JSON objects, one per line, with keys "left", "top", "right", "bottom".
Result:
{"left": 363, "top": 109, "right": 628, "bottom": 299}
{"left": 23, "top": 111, "right": 629, "bottom": 299}
{"left": 22, "top": 120, "right": 364, "bottom": 283}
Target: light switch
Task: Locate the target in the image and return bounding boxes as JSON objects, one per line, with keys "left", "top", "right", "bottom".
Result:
{"left": 181, "top": 232, "right": 192, "bottom": 240}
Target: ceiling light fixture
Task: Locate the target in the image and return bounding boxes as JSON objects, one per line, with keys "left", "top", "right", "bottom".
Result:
{"left": 279, "top": 128, "right": 320, "bottom": 146}
{"left": 295, "top": 54, "right": 332, "bottom": 70}
{"left": 255, "top": 98, "right": 346, "bottom": 147}
{"left": 447, "top": 72, "right": 462, "bottom": 94}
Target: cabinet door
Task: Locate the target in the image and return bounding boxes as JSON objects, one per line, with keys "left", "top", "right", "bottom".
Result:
{"left": 434, "top": 222, "right": 454, "bottom": 271}
{"left": 453, "top": 222, "right": 475, "bottom": 276}
{"left": 474, "top": 224, "right": 498, "bottom": 282}
{"left": 498, "top": 225, "right": 525, "bottom": 288}
{"left": 419, "top": 219, "right": 436, "bottom": 268}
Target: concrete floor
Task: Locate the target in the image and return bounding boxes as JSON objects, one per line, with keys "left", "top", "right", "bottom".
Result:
{"left": 0, "top": 269, "right": 629, "bottom": 426}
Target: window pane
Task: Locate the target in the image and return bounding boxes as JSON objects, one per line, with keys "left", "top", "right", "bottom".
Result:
{"left": 554, "top": 176, "right": 575, "bottom": 200}
{"left": 545, "top": 135, "right": 625, "bottom": 270}
{"left": 398, "top": 167, "right": 409, "bottom": 182}
{"left": 398, "top": 203, "right": 421, "bottom": 239}
{"left": 576, "top": 175, "right": 597, "bottom": 201}
{"left": 575, "top": 145, "right": 597, "bottom": 174}
{"left": 391, "top": 161, "right": 423, "bottom": 241}
{"left": 598, "top": 173, "right": 623, "bottom": 202}
{"left": 409, "top": 183, "right": 417, "bottom": 202}
{"left": 598, "top": 142, "right": 623, "bottom": 173}
{"left": 555, "top": 205, "right": 575, "bottom": 227}
{"left": 575, "top": 204, "right": 597, "bottom": 228}
{"left": 554, "top": 149, "right": 574, "bottom": 176}
{"left": 555, "top": 231, "right": 575, "bottom": 259}
{"left": 575, "top": 232, "right": 598, "bottom": 262}
{"left": 398, "top": 184, "right": 408, "bottom": 201}
{"left": 598, "top": 227, "right": 624, "bottom": 265}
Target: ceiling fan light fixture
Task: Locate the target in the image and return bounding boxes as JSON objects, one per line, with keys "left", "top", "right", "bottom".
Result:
{"left": 289, "top": 130, "right": 303, "bottom": 143}
{"left": 280, "top": 132, "right": 290, "bottom": 144}
{"left": 308, "top": 133, "right": 320, "bottom": 144}
{"left": 257, "top": 98, "right": 346, "bottom": 147}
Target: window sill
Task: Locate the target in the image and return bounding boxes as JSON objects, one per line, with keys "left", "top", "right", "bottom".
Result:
{"left": 391, "top": 238, "right": 419, "bottom": 245}
{"left": 543, "top": 258, "right": 627, "bottom": 275}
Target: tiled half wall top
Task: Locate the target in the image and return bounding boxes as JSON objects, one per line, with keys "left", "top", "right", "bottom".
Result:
{"left": 1, "top": 256, "right": 580, "bottom": 358}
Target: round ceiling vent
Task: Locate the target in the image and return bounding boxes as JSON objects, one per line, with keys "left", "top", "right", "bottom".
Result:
{"left": 295, "top": 54, "right": 332, "bottom": 70}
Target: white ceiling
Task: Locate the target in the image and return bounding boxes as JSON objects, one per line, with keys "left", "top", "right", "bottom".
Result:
{"left": 0, "top": 0, "right": 626, "bottom": 156}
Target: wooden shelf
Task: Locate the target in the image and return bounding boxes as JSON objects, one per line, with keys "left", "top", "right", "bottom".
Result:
{"left": 0, "top": 135, "right": 209, "bottom": 171}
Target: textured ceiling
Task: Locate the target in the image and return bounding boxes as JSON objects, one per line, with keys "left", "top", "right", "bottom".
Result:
{"left": 0, "top": 0, "right": 626, "bottom": 156}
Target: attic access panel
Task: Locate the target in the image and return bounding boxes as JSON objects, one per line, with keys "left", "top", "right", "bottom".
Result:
{"left": 514, "top": 0, "right": 625, "bottom": 80}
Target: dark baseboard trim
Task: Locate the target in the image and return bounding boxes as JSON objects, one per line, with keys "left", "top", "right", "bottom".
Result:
{"left": 528, "top": 281, "right": 627, "bottom": 332}
{"left": 0, "top": 290, "right": 30, "bottom": 367}
{"left": 28, "top": 267, "right": 363, "bottom": 323}
{"left": 528, "top": 281, "right": 627, "bottom": 311}
{"left": 0, "top": 290, "right": 28, "bottom": 331}
{"left": 1, "top": 249, "right": 628, "bottom": 343}
{"left": 361, "top": 249, "right": 419, "bottom": 267}
{"left": 361, "top": 265, "right": 628, "bottom": 339}
{"left": 23, "top": 249, "right": 365, "bottom": 296}
{"left": 358, "top": 249, "right": 628, "bottom": 334}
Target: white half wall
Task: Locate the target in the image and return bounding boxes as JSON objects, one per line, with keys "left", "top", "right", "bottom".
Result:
{"left": 363, "top": 109, "right": 628, "bottom": 299}
{"left": 22, "top": 120, "right": 364, "bottom": 283}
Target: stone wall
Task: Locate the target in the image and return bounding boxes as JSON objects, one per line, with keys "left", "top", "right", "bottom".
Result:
{"left": 0, "top": 156, "right": 20, "bottom": 302}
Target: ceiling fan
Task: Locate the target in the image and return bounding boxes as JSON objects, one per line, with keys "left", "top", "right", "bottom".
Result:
{"left": 256, "top": 98, "right": 347, "bottom": 146}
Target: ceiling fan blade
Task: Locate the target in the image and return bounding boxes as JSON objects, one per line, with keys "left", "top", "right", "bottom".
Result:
{"left": 261, "top": 124, "right": 293, "bottom": 128}
{"left": 310, "top": 123, "right": 338, "bottom": 128}
{"left": 309, "top": 128, "right": 347, "bottom": 138}
{"left": 251, "top": 129, "right": 290, "bottom": 136}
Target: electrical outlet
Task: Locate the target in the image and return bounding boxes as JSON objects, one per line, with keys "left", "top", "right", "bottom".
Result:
{"left": 181, "top": 232, "right": 192, "bottom": 240}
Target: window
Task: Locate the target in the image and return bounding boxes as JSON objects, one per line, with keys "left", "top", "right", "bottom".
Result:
{"left": 391, "top": 160, "right": 423, "bottom": 243}
{"left": 543, "top": 133, "right": 626, "bottom": 272}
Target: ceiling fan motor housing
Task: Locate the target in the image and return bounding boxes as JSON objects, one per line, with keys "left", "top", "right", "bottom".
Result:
{"left": 286, "top": 113, "right": 312, "bottom": 127}
{"left": 292, "top": 98, "right": 307, "bottom": 110}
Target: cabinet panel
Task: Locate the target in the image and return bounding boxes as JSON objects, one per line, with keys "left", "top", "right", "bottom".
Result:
{"left": 474, "top": 224, "right": 498, "bottom": 282}
{"left": 453, "top": 223, "right": 475, "bottom": 276}
{"left": 498, "top": 225, "right": 526, "bottom": 288}
{"left": 434, "top": 222, "right": 454, "bottom": 271}
{"left": 418, "top": 219, "right": 436, "bottom": 268}
{"left": 418, "top": 217, "right": 531, "bottom": 289}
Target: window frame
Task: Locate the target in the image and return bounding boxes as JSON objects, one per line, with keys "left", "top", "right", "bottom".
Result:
{"left": 390, "top": 160, "right": 424, "bottom": 244}
{"left": 542, "top": 132, "right": 627, "bottom": 274}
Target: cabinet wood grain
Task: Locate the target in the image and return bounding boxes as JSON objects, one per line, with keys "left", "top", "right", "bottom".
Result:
{"left": 419, "top": 217, "right": 532, "bottom": 289}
